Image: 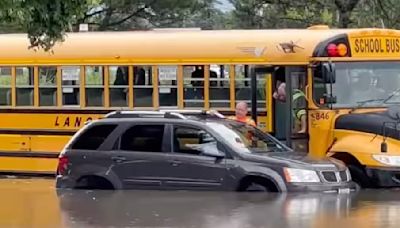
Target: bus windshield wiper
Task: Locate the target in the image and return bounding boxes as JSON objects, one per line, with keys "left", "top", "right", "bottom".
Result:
{"left": 350, "top": 99, "right": 385, "bottom": 113}
{"left": 356, "top": 99, "right": 385, "bottom": 107}
{"left": 382, "top": 88, "right": 400, "bottom": 103}
{"left": 351, "top": 89, "right": 400, "bottom": 113}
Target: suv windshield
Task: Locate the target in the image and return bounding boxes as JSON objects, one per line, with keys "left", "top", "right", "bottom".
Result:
{"left": 206, "top": 122, "right": 290, "bottom": 153}
{"left": 314, "top": 61, "right": 400, "bottom": 108}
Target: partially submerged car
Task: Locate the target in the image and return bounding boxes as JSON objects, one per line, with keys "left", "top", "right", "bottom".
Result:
{"left": 56, "top": 110, "right": 357, "bottom": 193}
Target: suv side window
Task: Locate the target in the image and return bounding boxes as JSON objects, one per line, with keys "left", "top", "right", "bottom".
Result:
{"left": 71, "top": 124, "right": 118, "bottom": 150}
{"left": 173, "top": 126, "right": 217, "bottom": 155}
{"left": 120, "top": 124, "right": 165, "bottom": 152}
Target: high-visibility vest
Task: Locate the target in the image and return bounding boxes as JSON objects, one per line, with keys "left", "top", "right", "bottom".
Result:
{"left": 292, "top": 89, "right": 306, "bottom": 120}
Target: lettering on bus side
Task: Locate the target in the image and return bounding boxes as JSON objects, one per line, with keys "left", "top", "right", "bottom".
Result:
{"left": 54, "top": 116, "right": 94, "bottom": 128}
{"left": 353, "top": 38, "right": 400, "bottom": 54}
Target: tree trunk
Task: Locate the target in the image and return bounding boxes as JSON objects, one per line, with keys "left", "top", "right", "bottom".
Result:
{"left": 338, "top": 9, "right": 351, "bottom": 28}
{"left": 99, "top": 8, "right": 114, "bottom": 31}
{"left": 334, "top": 0, "right": 360, "bottom": 28}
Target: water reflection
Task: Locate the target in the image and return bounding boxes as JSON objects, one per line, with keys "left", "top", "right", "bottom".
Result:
{"left": 0, "top": 179, "right": 400, "bottom": 227}
{"left": 0, "top": 178, "right": 61, "bottom": 228}
{"left": 57, "top": 189, "right": 400, "bottom": 228}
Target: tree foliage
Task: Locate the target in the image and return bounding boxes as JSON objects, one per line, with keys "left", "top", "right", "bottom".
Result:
{"left": 229, "top": 0, "right": 341, "bottom": 28}
{"left": 76, "top": 0, "right": 223, "bottom": 30}
{"left": 0, "top": 0, "right": 88, "bottom": 51}
{"left": 228, "top": 0, "right": 400, "bottom": 29}
{"left": 0, "top": 0, "right": 222, "bottom": 50}
{"left": 1, "top": 0, "right": 400, "bottom": 52}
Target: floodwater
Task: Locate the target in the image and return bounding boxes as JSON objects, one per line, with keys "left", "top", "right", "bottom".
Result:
{"left": 2, "top": 179, "right": 400, "bottom": 228}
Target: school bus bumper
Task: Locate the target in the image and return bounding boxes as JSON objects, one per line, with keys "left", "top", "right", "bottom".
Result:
{"left": 365, "top": 166, "right": 400, "bottom": 187}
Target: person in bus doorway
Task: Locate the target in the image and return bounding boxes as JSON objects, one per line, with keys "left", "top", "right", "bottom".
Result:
{"left": 228, "top": 102, "right": 256, "bottom": 127}
{"left": 273, "top": 80, "right": 307, "bottom": 133}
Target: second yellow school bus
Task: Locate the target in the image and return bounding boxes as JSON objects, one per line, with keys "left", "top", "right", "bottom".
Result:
{"left": 1, "top": 26, "right": 400, "bottom": 188}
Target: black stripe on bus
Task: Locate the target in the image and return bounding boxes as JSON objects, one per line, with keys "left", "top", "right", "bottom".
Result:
{"left": 0, "top": 108, "right": 111, "bottom": 114}
{"left": 0, "top": 129, "right": 76, "bottom": 136}
{"left": 0, "top": 108, "right": 267, "bottom": 116}
{"left": 0, "top": 171, "right": 55, "bottom": 177}
{"left": 0, "top": 151, "right": 59, "bottom": 159}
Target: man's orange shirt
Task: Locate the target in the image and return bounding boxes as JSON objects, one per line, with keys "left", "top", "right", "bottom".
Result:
{"left": 228, "top": 116, "right": 256, "bottom": 127}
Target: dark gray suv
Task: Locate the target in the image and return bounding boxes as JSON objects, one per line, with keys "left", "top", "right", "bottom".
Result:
{"left": 56, "top": 110, "right": 357, "bottom": 193}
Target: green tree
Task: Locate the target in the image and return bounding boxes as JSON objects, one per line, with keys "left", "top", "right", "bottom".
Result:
{"left": 229, "top": 0, "right": 335, "bottom": 29}
{"left": 270, "top": 0, "right": 335, "bottom": 28}
{"left": 334, "top": 0, "right": 360, "bottom": 28}
{"left": 229, "top": 0, "right": 368, "bottom": 29}
{"left": 4, "top": 0, "right": 399, "bottom": 52}
{"left": 0, "top": 0, "right": 223, "bottom": 51}
{"left": 352, "top": 0, "right": 400, "bottom": 29}
{"left": 180, "top": 0, "right": 226, "bottom": 29}
{"left": 77, "top": 0, "right": 222, "bottom": 30}
{"left": 229, "top": 0, "right": 265, "bottom": 28}
{"left": 0, "top": 0, "right": 89, "bottom": 51}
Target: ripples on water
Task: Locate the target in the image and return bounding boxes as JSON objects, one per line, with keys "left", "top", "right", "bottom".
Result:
{"left": 1, "top": 178, "right": 400, "bottom": 228}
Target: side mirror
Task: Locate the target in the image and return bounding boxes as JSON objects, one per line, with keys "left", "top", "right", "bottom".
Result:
{"left": 200, "top": 142, "right": 225, "bottom": 158}
{"left": 322, "top": 93, "right": 337, "bottom": 104}
{"left": 322, "top": 62, "right": 336, "bottom": 84}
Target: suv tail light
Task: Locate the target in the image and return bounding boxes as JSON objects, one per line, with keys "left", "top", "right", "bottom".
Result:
{"left": 57, "top": 155, "right": 69, "bottom": 176}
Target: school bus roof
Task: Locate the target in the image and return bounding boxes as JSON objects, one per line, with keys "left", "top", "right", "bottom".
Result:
{"left": 0, "top": 28, "right": 398, "bottom": 65}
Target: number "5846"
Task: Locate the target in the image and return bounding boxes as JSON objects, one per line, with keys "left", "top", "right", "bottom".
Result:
{"left": 310, "top": 112, "right": 330, "bottom": 120}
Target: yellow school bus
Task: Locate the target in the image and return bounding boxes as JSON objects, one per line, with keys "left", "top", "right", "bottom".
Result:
{"left": 1, "top": 25, "right": 400, "bottom": 188}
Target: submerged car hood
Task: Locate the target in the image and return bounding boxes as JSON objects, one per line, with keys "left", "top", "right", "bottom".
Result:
{"left": 335, "top": 108, "right": 400, "bottom": 140}
{"left": 243, "top": 151, "right": 345, "bottom": 170}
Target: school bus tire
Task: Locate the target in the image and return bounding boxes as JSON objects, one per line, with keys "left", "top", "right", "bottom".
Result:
{"left": 347, "top": 164, "right": 374, "bottom": 189}
{"left": 330, "top": 152, "right": 374, "bottom": 189}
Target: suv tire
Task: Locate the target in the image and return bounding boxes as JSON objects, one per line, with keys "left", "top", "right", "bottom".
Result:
{"left": 244, "top": 181, "right": 272, "bottom": 192}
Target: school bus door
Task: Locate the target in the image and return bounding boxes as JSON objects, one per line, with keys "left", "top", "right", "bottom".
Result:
{"left": 272, "top": 66, "right": 308, "bottom": 152}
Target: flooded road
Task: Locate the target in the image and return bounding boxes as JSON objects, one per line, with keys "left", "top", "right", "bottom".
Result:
{"left": 1, "top": 178, "right": 400, "bottom": 227}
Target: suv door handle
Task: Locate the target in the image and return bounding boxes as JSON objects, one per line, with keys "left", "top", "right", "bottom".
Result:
{"left": 112, "top": 156, "right": 127, "bottom": 162}
{"left": 170, "top": 160, "right": 182, "bottom": 166}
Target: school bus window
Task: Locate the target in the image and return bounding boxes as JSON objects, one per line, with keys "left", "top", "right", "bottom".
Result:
{"left": 183, "top": 65, "right": 204, "bottom": 108}
{"left": 85, "top": 66, "right": 104, "bottom": 107}
{"left": 0, "top": 67, "right": 11, "bottom": 106}
{"left": 109, "top": 66, "right": 128, "bottom": 107}
{"left": 133, "top": 66, "right": 153, "bottom": 107}
{"left": 16, "top": 67, "right": 34, "bottom": 106}
{"left": 313, "top": 62, "right": 400, "bottom": 108}
{"left": 209, "top": 64, "right": 230, "bottom": 108}
{"left": 158, "top": 65, "right": 177, "bottom": 107}
{"left": 61, "top": 66, "right": 80, "bottom": 106}
{"left": 38, "top": 66, "right": 57, "bottom": 106}
{"left": 256, "top": 73, "right": 267, "bottom": 110}
{"left": 235, "top": 65, "right": 266, "bottom": 110}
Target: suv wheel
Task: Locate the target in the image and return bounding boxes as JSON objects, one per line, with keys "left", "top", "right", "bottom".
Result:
{"left": 238, "top": 176, "right": 279, "bottom": 192}
{"left": 75, "top": 176, "right": 114, "bottom": 190}
{"left": 245, "top": 182, "right": 271, "bottom": 192}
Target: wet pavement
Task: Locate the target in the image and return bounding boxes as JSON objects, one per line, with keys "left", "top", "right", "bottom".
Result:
{"left": 1, "top": 178, "right": 400, "bottom": 227}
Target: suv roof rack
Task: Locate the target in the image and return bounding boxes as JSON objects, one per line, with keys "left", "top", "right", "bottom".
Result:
{"left": 104, "top": 109, "right": 225, "bottom": 120}
{"left": 158, "top": 109, "right": 225, "bottom": 118}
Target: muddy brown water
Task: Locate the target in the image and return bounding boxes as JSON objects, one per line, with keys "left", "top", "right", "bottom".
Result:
{"left": 1, "top": 178, "right": 400, "bottom": 228}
